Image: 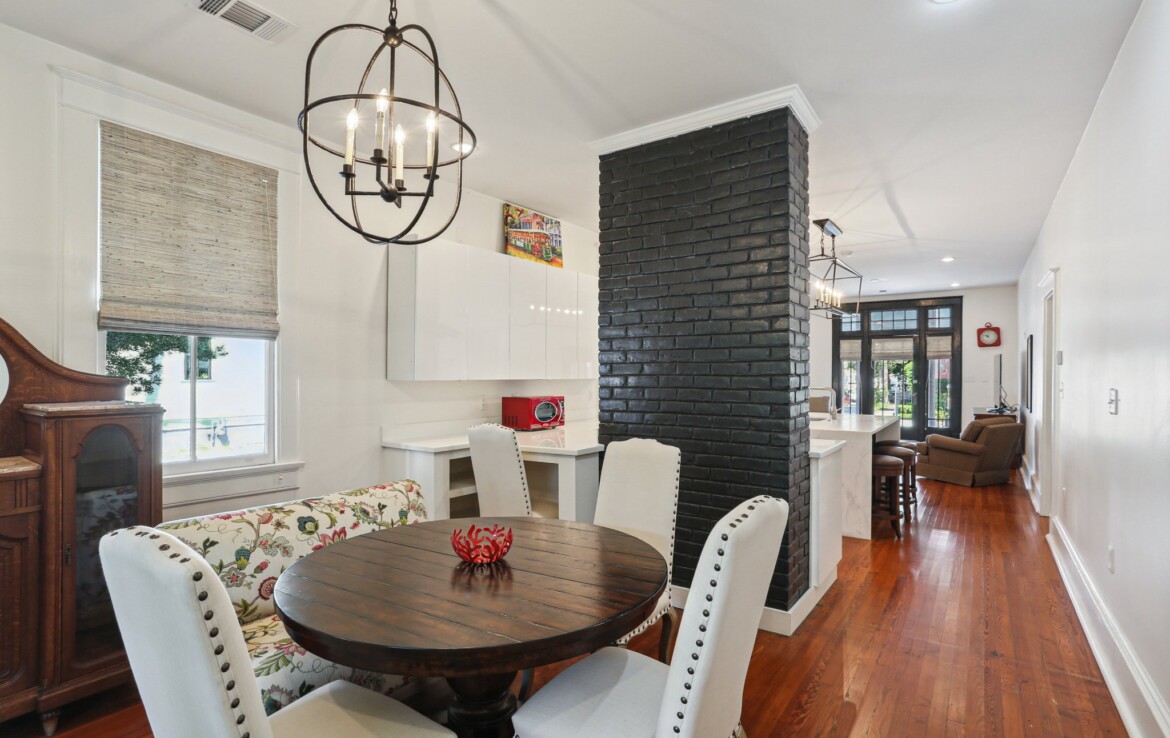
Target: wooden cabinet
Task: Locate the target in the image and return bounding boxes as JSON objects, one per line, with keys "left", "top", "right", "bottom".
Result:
{"left": 20, "top": 403, "right": 163, "bottom": 733}
{"left": 0, "top": 460, "right": 41, "bottom": 719}
{"left": 1, "top": 313, "right": 162, "bottom": 735}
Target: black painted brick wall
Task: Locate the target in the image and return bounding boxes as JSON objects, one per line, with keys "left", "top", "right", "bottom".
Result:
{"left": 597, "top": 108, "right": 812, "bottom": 611}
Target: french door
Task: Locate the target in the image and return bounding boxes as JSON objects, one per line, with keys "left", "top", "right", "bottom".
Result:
{"left": 832, "top": 298, "right": 963, "bottom": 441}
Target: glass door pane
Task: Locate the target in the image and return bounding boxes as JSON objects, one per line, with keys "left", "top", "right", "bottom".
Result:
{"left": 840, "top": 339, "right": 861, "bottom": 415}
{"left": 871, "top": 337, "right": 917, "bottom": 435}
{"left": 73, "top": 426, "right": 139, "bottom": 665}
{"left": 926, "top": 335, "right": 954, "bottom": 433}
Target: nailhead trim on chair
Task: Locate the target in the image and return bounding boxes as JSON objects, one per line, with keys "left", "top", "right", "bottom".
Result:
{"left": 121, "top": 525, "right": 256, "bottom": 738}
{"left": 617, "top": 446, "right": 682, "bottom": 644}
{"left": 470, "top": 423, "right": 532, "bottom": 515}
{"left": 670, "top": 497, "right": 772, "bottom": 737}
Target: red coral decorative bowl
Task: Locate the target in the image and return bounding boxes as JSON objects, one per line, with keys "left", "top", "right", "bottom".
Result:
{"left": 451, "top": 524, "right": 513, "bottom": 564}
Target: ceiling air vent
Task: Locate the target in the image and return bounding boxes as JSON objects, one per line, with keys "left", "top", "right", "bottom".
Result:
{"left": 191, "top": 0, "right": 297, "bottom": 44}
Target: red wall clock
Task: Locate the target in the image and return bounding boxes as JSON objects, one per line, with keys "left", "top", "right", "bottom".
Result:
{"left": 977, "top": 322, "right": 1001, "bottom": 347}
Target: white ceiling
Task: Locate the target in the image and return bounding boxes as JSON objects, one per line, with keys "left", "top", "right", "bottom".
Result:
{"left": 0, "top": 0, "right": 1141, "bottom": 296}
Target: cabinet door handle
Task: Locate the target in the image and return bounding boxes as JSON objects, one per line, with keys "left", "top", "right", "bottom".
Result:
{"left": 65, "top": 544, "right": 72, "bottom": 565}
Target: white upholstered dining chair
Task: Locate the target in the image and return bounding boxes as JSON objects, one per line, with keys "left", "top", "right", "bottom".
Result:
{"left": 99, "top": 527, "right": 453, "bottom": 738}
{"left": 468, "top": 423, "right": 533, "bottom": 517}
{"left": 512, "top": 495, "right": 790, "bottom": 738}
{"left": 593, "top": 437, "right": 682, "bottom": 662}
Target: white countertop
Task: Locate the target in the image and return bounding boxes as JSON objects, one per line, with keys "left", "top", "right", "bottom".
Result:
{"left": 810, "top": 414, "right": 901, "bottom": 433}
{"left": 382, "top": 421, "right": 604, "bottom": 456}
{"left": 809, "top": 439, "right": 846, "bottom": 458}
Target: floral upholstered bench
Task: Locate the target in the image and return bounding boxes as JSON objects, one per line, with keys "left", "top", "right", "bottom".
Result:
{"left": 157, "top": 480, "right": 427, "bottom": 715}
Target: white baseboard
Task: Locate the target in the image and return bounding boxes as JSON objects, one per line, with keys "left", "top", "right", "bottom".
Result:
{"left": 1047, "top": 518, "right": 1170, "bottom": 737}
{"left": 670, "top": 566, "right": 837, "bottom": 637}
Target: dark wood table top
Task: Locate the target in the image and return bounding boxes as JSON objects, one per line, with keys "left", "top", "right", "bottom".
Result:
{"left": 273, "top": 516, "right": 668, "bottom": 678}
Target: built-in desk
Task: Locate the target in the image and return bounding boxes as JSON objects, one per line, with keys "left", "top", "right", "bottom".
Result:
{"left": 381, "top": 422, "right": 603, "bottom": 522}
{"left": 810, "top": 414, "right": 901, "bottom": 539}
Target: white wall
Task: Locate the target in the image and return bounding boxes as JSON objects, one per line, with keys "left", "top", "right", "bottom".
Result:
{"left": 1017, "top": 0, "right": 1170, "bottom": 732}
{"left": 0, "top": 22, "right": 600, "bottom": 516}
{"left": 809, "top": 284, "right": 1018, "bottom": 425}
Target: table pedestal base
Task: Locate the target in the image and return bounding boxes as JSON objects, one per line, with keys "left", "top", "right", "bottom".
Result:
{"left": 446, "top": 672, "right": 517, "bottom": 738}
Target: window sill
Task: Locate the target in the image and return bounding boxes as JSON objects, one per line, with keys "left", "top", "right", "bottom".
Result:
{"left": 164, "top": 460, "right": 305, "bottom": 487}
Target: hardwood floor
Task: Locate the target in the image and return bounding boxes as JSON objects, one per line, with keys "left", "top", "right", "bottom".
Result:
{"left": 0, "top": 474, "right": 1127, "bottom": 737}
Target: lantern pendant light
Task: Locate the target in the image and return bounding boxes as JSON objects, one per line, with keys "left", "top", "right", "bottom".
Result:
{"left": 810, "top": 218, "right": 863, "bottom": 317}
{"left": 299, "top": 0, "right": 476, "bottom": 244}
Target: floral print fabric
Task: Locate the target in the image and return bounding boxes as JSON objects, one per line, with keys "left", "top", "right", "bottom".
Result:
{"left": 158, "top": 481, "right": 426, "bottom": 714}
{"left": 158, "top": 481, "right": 427, "bottom": 624}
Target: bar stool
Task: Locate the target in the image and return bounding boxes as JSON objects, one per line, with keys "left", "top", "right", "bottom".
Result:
{"left": 875, "top": 439, "right": 920, "bottom": 488}
{"left": 872, "top": 454, "right": 904, "bottom": 538}
{"left": 876, "top": 444, "right": 916, "bottom": 521}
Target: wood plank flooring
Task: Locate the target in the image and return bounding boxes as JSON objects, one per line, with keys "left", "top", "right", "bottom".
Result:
{"left": 0, "top": 474, "right": 1127, "bottom": 737}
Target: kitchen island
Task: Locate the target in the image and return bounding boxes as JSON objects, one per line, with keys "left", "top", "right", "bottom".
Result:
{"left": 810, "top": 414, "right": 901, "bottom": 539}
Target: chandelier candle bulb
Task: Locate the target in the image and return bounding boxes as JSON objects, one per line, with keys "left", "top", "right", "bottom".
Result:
{"left": 344, "top": 109, "right": 358, "bottom": 167}
{"left": 394, "top": 124, "right": 405, "bottom": 185}
{"left": 375, "top": 90, "right": 389, "bottom": 155}
{"left": 426, "top": 111, "right": 437, "bottom": 169}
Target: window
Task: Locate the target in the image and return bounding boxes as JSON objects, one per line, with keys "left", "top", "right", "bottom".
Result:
{"left": 106, "top": 333, "right": 272, "bottom": 467}
{"left": 928, "top": 307, "right": 952, "bottom": 329}
{"left": 869, "top": 309, "right": 918, "bottom": 332}
{"left": 839, "top": 313, "right": 861, "bottom": 333}
{"left": 98, "top": 123, "right": 279, "bottom": 471}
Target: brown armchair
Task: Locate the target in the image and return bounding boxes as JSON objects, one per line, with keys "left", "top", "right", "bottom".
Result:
{"left": 915, "top": 417, "right": 1023, "bottom": 486}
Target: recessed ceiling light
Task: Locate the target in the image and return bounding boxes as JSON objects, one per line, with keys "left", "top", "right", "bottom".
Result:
{"left": 950, "top": 282, "right": 961, "bottom": 287}
{"left": 930, "top": 0, "right": 960, "bottom": 4}
{"left": 451, "top": 141, "right": 474, "bottom": 155}
{"left": 941, "top": 256, "right": 955, "bottom": 263}
{"left": 879, "top": 290, "right": 888, "bottom": 294}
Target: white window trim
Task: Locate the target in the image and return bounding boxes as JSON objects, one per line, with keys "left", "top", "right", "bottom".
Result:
{"left": 56, "top": 67, "right": 303, "bottom": 493}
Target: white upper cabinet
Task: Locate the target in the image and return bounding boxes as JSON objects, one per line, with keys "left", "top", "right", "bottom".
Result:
{"left": 546, "top": 268, "right": 580, "bottom": 379}
{"left": 465, "top": 247, "right": 511, "bottom": 380}
{"left": 577, "top": 273, "right": 600, "bottom": 379}
{"left": 508, "top": 258, "right": 548, "bottom": 379}
{"left": 388, "top": 243, "right": 599, "bottom": 381}
{"left": 387, "top": 240, "right": 468, "bottom": 381}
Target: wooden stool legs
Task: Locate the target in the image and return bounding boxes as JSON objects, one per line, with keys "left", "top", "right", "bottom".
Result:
{"left": 872, "top": 453, "right": 904, "bottom": 539}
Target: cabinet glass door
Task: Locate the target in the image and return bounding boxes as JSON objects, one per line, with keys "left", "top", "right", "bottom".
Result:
{"left": 69, "top": 426, "right": 140, "bottom": 669}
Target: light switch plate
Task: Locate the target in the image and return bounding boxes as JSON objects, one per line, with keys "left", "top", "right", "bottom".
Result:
{"left": 1108, "top": 388, "right": 1119, "bottom": 415}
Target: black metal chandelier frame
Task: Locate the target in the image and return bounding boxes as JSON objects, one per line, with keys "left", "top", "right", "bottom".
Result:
{"left": 810, "top": 218, "right": 863, "bottom": 317}
{"left": 299, "top": 0, "right": 476, "bottom": 244}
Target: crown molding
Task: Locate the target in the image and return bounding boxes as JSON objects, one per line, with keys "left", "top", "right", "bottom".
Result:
{"left": 589, "top": 84, "right": 820, "bottom": 156}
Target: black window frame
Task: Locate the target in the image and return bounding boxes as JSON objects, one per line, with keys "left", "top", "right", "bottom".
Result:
{"left": 831, "top": 296, "right": 964, "bottom": 439}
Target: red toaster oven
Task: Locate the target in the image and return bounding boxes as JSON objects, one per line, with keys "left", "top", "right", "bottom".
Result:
{"left": 502, "top": 396, "right": 565, "bottom": 431}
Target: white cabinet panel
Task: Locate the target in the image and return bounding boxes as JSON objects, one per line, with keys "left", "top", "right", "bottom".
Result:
{"left": 465, "top": 247, "right": 510, "bottom": 380}
{"left": 415, "top": 241, "right": 468, "bottom": 380}
{"left": 387, "top": 240, "right": 467, "bottom": 381}
{"left": 509, "top": 258, "right": 548, "bottom": 379}
{"left": 577, "top": 273, "right": 599, "bottom": 379}
{"left": 546, "top": 268, "right": 579, "bottom": 379}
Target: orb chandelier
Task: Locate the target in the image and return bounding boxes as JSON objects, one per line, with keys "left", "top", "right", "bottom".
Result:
{"left": 299, "top": 0, "right": 476, "bottom": 244}
{"left": 810, "top": 218, "right": 862, "bottom": 317}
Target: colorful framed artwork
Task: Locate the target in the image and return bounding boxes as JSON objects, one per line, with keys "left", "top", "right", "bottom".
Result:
{"left": 504, "top": 203, "right": 563, "bottom": 268}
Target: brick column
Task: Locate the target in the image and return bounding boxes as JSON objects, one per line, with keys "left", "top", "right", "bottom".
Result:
{"left": 597, "top": 107, "right": 811, "bottom": 610}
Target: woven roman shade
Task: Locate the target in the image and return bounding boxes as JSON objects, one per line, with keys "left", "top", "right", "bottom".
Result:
{"left": 99, "top": 122, "right": 279, "bottom": 338}
{"left": 926, "top": 334, "right": 952, "bottom": 360}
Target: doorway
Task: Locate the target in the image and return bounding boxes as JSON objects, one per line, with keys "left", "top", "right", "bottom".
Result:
{"left": 833, "top": 298, "right": 963, "bottom": 441}
{"left": 1039, "top": 271, "right": 1059, "bottom": 517}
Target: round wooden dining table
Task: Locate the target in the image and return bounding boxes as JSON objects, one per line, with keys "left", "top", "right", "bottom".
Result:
{"left": 273, "top": 516, "right": 668, "bottom": 738}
